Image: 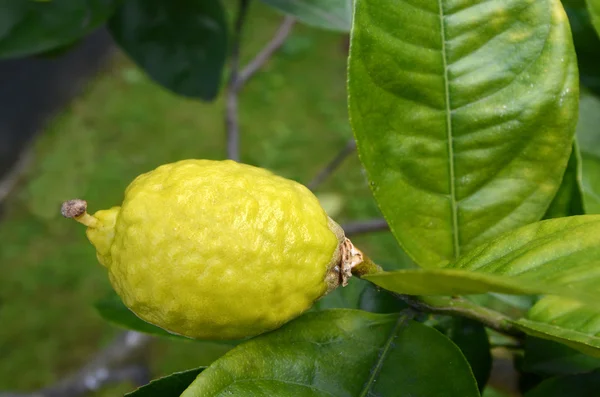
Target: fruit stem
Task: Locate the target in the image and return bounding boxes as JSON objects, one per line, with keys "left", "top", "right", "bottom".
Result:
{"left": 61, "top": 199, "right": 100, "bottom": 228}
{"left": 350, "top": 254, "right": 383, "bottom": 277}
{"left": 342, "top": 239, "right": 383, "bottom": 279}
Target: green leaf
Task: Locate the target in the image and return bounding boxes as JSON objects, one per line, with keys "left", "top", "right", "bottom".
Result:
{"left": 588, "top": 0, "right": 600, "bottom": 37}
{"left": 108, "top": 0, "right": 228, "bottom": 100}
{"left": 543, "top": 143, "right": 585, "bottom": 219}
{"left": 364, "top": 216, "right": 600, "bottom": 305}
{"left": 348, "top": 0, "right": 579, "bottom": 268}
{"left": 522, "top": 336, "right": 600, "bottom": 376}
{"left": 436, "top": 317, "right": 492, "bottom": 391}
{"left": 0, "top": 0, "right": 119, "bottom": 58}
{"left": 180, "top": 310, "right": 480, "bottom": 396}
{"left": 259, "top": 0, "right": 352, "bottom": 32}
{"left": 514, "top": 296, "right": 600, "bottom": 358}
{"left": 524, "top": 369, "right": 600, "bottom": 396}
{"left": 312, "top": 277, "right": 365, "bottom": 310}
{"left": 126, "top": 367, "right": 205, "bottom": 397}
{"left": 358, "top": 282, "right": 408, "bottom": 313}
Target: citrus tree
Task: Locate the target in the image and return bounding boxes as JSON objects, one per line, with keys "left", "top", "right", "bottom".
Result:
{"left": 4, "top": 0, "right": 600, "bottom": 396}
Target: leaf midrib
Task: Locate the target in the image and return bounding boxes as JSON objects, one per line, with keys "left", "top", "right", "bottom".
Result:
{"left": 437, "top": 0, "right": 460, "bottom": 260}
{"left": 358, "top": 315, "right": 408, "bottom": 397}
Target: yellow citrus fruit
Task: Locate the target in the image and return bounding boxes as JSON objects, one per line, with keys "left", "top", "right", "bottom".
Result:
{"left": 62, "top": 160, "right": 345, "bottom": 340}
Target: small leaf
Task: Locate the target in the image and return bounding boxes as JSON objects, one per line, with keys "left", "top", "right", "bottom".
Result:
{"left": 588, "top": 0, "right": 600, "bottom": 37}
{"left": 524, "top": 368, "right": 600, "bottom": 396}
{"left": 358, "top": 282, "right": 408, "bottom": 313}
{"left": 126, "top": 367, "right": 205, "bottom": 397}
{"left": 0, "top": 0, "right": 119, "bottom": 58}
{"left": 365, "top": 216, "right": 600, "bottom": 306}
{"left": 259, "top": 0, "right": 352, "bottom": 32}
{"left": 349, "top": 0, "right": 579, "bottom": 268}
{"left": 180, "top": 310, "right": 479, "bottom": 397}
{"left": 108, "top": 0, "right": 228, "bottom": 100}
{"left": 522, "top": 336, "right": 600, "bottom": 376}
{"left": 514, "top": 296, "right": 600, "bottom": 358}
{"left": 543, "top": 143, "right": 584, "bottom": 219}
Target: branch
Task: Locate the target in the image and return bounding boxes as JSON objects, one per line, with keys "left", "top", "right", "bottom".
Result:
{"left": 226, "top": 0, "right": 252, "bottom": 161}
{"left": 238, "top": 16, "right": 296, "bottom": 87}
{"left": 308, "top": 139, "right": 357, "bottom": 190}
{"left": 342, "top": 218, "right": 389, "bottom": 236}
{"left": 0, "top": 331, "right": 152, "bottom": 397}
{"left": 399, "top": 295, "right": 525, "bottom": 337}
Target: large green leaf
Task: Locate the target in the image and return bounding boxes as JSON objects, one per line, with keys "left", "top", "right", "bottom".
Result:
{"left": 259, "top": 0, "right": 352, "bottom": 31}
{"left": 348, "top": 0, "right": 579, "bottom": 268}
{"left": 126, "top": 367, "right": 205, "bottom": 397}
{"left": 543, "top": 143, "right": 585, "bottom": 219}
{"left": 525, "top": 369, "right": 600, "bottom": 396}
{"left": 514, "top": 296, "right": 600, "bottom": 357}
{"left": 108, "top": 0, "right": 227, "bottom": 100}
{"left": 588, "top": 0, "right": 600, "bottom": 37}
{"left": 181, "top": 310, "right": 479, "bottom": 396}
{"left": 0, "top": 0, "right": 119, "bottom": 58}
{"left": 365, "top": 216, "right": 600, "bottom": 305}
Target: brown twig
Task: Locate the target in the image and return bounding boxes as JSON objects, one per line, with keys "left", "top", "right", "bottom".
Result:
{"left": 0, "top": 331, "right": 152, "bottom": 397}
{"left": 226, "top": 6, "right": 296, "bottom": 162}
{"left": 342, "top": 218, "right": 389, "bottom": 236}
{"left": 238, "top": 16, "right": 296, "bottom": 87}
{"left": 226, "top": 0, "right": 252, "bottom": 161}
{"left": 308, "top": 139, "right": 357, "bottom": 190}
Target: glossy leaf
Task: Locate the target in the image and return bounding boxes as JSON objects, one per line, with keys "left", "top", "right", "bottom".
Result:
{"left": 543, "top": 143, "right": 584, "bottom": 219}
{"left": 108, "top": 0, "right": 227, "bottom": 100}
{"left": 259, "top": 0, "right": 352, "bottom": 31}
{"left": 524, "top": 369, "right": 600, "bottom": 396}
{"left": 348, "top": 0, "right": 579, "bottom": 268}
{"left": 181, "top": 310, "right": 479, "bottom": 396}
{"left": 126, "top": 367, "right": 205, "bottom": 397}
{"left": 514, "top": 296, "right": 600, "bottom": 357}
{"left": 588, "top": 0, "right": 600, "bottom": 37}
{"left": 522, "top": 336, "right": 600, "bottom": 376}
{"left": 365, "top": 216, "right": 600, "bottom": 305}
{"left": 0, "top": 0, "right": 119, "bottom": 58}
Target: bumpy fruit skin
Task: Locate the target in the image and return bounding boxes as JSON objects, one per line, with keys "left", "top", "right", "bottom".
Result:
{"left": 86, "top": 160, "right": 341, "bottom": 340}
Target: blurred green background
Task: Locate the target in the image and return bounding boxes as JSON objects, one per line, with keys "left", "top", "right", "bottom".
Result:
{"left": 0, "top": 4, "right": 409, "bottom": 395}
